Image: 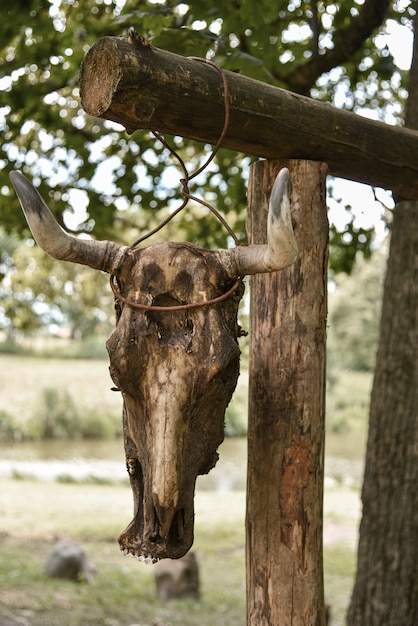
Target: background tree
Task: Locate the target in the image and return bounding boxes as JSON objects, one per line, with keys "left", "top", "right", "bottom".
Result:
{"left": 328, "top": 242, "right": 388, "bottom": 372}
{"left": 0, "top": 242, "right": 113, "bottom": 340}
{"left": 1, "top": 0, "right": 410, "bottom": 341}
{"left": 0, "top": 0, "right": 410, "bottom": 256}
{"left": 347, "top": 5, "right": 418, "bottom": 623}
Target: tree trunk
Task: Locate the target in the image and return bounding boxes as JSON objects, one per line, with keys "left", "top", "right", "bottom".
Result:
{"left": 246, "top": 159, "right": 328, "bottom": 625}
{"left": 347, "top": 8, "right": 418, "bottom": 623}
{"left": 346, "top": 199, "right": 418, "bottom": 625}
{"left": 79, "top": 35, "right": 418, "bottom": 200}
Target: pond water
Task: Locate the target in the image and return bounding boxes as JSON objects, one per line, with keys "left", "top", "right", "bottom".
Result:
{"left": 0, "top": 437, "right": 247, "bottom": 491}
{"left": 0, "top": 430, "right": 365, "bottom": 491}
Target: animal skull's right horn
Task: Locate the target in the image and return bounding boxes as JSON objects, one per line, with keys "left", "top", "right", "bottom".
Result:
{"left": 9, "top": 171, "right": 127, "bottom": 274}
{"left": 219, "top": 167, "right": 298, "bottom": 277}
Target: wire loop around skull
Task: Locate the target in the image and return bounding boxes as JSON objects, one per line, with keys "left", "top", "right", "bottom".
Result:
{"left": 110, "top": 274, "right": 243, "bottom": 312}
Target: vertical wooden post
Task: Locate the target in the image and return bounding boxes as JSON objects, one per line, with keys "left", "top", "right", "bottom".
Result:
{"left": 246, "top": 159, "right": 328, "bottom": 625}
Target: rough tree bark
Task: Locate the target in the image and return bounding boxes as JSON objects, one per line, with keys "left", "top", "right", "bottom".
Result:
{"left": 347, "top": 7, "right": 418, "bottom": 624}
{"left": 246, "top": 159, "right": 328, "bottom": 625}
{"left": 346, "top": 199, "right": 418, "bottom": 626}
{"left": 79, "top": 35, "right": 418, "bottom": 199}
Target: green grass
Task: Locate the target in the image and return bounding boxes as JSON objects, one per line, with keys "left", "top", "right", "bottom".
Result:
{"left": 324, "top": 544, "right": 357, "bottom": 626}
{"left": 0, "top": 354, "right": 121, "bottom": 430}
{"left": 0, "top": 535, "right": 244, "bottom": 626}
{"left": 0, "top": 479, "right": 246, "bottom": 626}
{"left": 0, "top": 354, "right": 365, "bottom": 624}
{"left": 0, "top": 477, "right": 358, "bottom": 626}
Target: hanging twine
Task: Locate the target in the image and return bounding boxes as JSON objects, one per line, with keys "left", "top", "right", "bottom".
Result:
{"left": 111, "top": 57, "right": 244, "bottom": 313}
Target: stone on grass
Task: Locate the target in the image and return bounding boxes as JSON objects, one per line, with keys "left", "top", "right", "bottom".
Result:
{"left": 45, "top": 540, "right": 94, "bottom": 582}
{"left": 154, "top": 551, "right": 200, "bottom": 600}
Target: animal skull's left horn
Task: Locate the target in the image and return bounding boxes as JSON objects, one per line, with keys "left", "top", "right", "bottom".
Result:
{"left": 10, "top": 171, "right": 128, "bottom": 274}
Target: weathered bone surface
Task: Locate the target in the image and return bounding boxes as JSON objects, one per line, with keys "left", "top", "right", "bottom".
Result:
{"left": 10, "top": 168, "right": 297, "bottom": 561}
{"left": 109, "top": 242, "right": 244, "bottom": 560}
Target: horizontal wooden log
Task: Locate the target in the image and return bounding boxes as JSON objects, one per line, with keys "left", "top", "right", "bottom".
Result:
{"left": 80, "top": 35, "right": 418, "bottom": 200}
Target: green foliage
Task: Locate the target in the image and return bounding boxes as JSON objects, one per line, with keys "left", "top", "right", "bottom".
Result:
{"left": 29, "top": 386, "right": 81, "bottom": 439}
{"left": 225, "top": 370, "right": 248, "bottom": 436}
{"left": 0, "top": 354, "right": 123, "bottom": 435}
{"left": 329, "top": 221, "right": 374, "bottom": 275}
{"left": 0, "top": 336, "right": 25, "bottom": 354}
{"left": 63, "top": 334, "right": 109, "bottom": 359}
{"left": 0, "top": 228, "right": 20, "bottom": 281}
{"left": 326, "top": 369, "right": 373, "bottom": 433}
{"left": 0, "top": 0, "right": 412, "bottom": 338}
{"left": 328, "top": 241, "right": 388, "bottom": 371}
{"left": 55, "top": 472, "right": 114, "bottom": 485}
{"left": 82, "top": 407, "right": 122, "bottom": 438}
{"left": 0, "top": 239, "right": 115, "bottom": 338}
{"left": 225, "top": 405, "right": 248, "bottom": 437}
{"left": 0, "top": 0, "right": 412, "bottom": 260}
{"left": 0, "top": 409, "right": 21, "bottom": 442}
{"left": 26, "top": 386, "right": 121, "bottom": 441}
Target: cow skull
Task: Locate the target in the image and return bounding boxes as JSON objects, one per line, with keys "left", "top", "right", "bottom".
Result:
{"left": 10, "top": 168, "right": 297, "bottom": 561}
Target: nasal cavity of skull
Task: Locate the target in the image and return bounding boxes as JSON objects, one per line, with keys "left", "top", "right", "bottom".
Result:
{"left": 146, "top": 295, "right": 195, "bottom": 348}
{"left": 151, "top": 506, "right": 185, "bottom": 543}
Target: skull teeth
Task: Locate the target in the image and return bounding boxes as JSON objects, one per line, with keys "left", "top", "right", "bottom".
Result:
{"left": 123, "top": 548, "right": 133, "bottom": 557}
{"left": 137, "top": 554, "right": 158, "bottom": 565}
{"left": 121, "top": 545, "right": 159, "bottom": 564}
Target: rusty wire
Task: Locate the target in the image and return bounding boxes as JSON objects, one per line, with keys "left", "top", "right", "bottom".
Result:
{"left": 111, "top": 57, "right": 244, "bottom": 313}
{"left": 128, "top": 57, "right": 239, "bottom": 249}
{"left": 110, "top": 274, "right": 242, "bottom": 312}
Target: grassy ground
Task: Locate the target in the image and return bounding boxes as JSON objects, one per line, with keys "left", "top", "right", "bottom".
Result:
{"left": 0, "top": 480, "right": 247, "bottom": 626}
{"left": 0, "top": 354, "right": 365, "bottom": 625}
{"left": 0, "top": 478, "right": 359, "bottom": 626}
{"left": 0, "top": 354, "right": 121, "bottom": 427}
